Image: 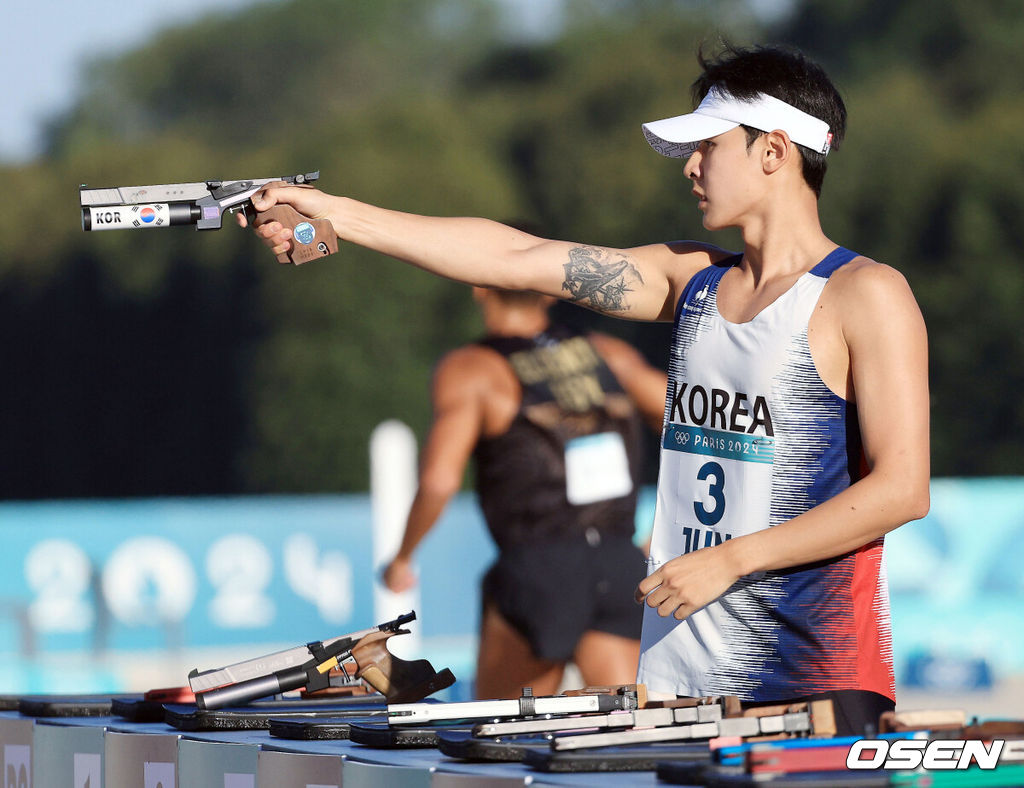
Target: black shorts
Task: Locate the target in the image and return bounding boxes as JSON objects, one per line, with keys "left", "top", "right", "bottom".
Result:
{"left": 744, "top": 689, "right": 895, "bottom": 737}
{"left": 482, "top": 533, "right": 645, "bottom": 661}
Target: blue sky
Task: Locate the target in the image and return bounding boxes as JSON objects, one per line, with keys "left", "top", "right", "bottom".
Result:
{"left": 2, "top": 0, "right": 576, "bottom": 164}
{"left": 5, "top": 0, "right": 791, "bottom": 164}
{"left": 3, "top": 0, "right": 264, "bottom": 162}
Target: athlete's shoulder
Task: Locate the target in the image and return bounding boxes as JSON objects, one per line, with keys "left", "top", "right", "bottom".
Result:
{"left": 827, "top": 254, "right": 924, "bottom": 330}
{"left": 830, "top": 255, "right": 917, "bottom": 303}
{"left": 434, "top": 343, "right": 508, "bottom": 390}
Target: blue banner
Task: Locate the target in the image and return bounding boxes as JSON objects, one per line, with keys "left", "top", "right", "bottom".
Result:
{"left": 0, "top": 478, "right": 1021, "bottom": 694}
{"left": 0, "top": 494, "right": 496, "bottom": 694}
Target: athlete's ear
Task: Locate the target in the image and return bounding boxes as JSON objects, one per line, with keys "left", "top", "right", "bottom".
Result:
{"left": 762, "top": 130, "right": 792, "bottom": 175}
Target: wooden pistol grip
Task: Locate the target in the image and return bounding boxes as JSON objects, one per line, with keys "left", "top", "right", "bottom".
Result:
{"left": 351, "top": 630, "right": 456, "bottom": 703}
{"left": 254, "top": 204, "right": 338, "bottom": 265}
{"left": 879, "top": 708, "right": 967, "bottom": 733}
{"left": 563, "top": 684, "right": 649, "bottom": 709}
{"left": 964, "top": 720, "right": 1024, "bottom": 737}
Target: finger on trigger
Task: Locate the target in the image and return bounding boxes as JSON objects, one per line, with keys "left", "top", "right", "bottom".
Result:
{"left": 253, "top": 188, "right": 274, "bottom": 210}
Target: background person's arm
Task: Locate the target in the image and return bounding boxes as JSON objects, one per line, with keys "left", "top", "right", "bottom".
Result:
{"left": 381, "top": 347, "right": 487, "bottom": 592}
{"left": 589, "top": 332, "right": 668, "bottom": 432}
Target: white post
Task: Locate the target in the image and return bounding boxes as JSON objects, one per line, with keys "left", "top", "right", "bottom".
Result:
{"left": 370, "top": 419, "right": 420, "bottom": 656}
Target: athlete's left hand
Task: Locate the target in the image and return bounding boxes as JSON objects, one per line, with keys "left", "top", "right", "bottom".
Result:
{"left": 634, "top": 543, "right": 742, "bottom": 620}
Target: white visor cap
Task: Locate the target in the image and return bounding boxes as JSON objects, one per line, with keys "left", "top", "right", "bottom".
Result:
{"left": 642, "top": 86, "right": 833, "bottom": 159}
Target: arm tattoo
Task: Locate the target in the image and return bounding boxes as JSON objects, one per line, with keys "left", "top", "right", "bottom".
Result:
{"left": 561, "top": 246, "right": 644, "bottom": 313}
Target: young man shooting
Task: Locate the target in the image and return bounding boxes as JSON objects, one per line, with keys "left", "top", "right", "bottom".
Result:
{"left": 242, "top": 45, "right": 930, "bottom": 735}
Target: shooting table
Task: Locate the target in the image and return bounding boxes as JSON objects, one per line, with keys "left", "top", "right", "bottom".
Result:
{"left": 3, "top": 694, "right": 1021, "bottom": 787}
{"left": 1, "top": 698, "right": 666, "bottom": 787}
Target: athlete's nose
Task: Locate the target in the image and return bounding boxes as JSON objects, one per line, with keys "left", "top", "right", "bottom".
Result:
{"left": 683, "top": 150, "right": 701, "bottom": 181}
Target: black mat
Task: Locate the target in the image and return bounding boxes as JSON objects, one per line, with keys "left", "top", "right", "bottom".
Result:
{"left": 523, "top": 742, "right": 711, "bottom": 773}
{"left": 347, "top": 719, "right": 474, "bottom": 748}
{"left": 437, "top": 729, "right": 553, "bottom": 762}
{"left": 17, "top": 694, "right": 139, "bottom": 718}
{"left": 111, "top": 697, "right": 170, "bottom": 723}
{"left": 164, "top": 697, "right": 389, "bottom": 731}
{"left": 268, "top": 714, "right": 386, "bottom": 740}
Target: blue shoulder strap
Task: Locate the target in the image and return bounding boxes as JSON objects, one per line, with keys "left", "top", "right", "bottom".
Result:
{"left": 810, "top": 247, "right": 858, "bottom": 278}
{"left": 674, "top": 255, "right": 740, "bottom": 321}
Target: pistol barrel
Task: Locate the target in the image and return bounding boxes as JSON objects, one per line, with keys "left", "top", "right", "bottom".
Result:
{"left": 81, "top": 203, "right": 201, "bottom": 231}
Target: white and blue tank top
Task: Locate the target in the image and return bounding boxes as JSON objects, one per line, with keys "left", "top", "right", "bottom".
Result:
{"left": 637, "top": 247, "right": 894, "bottom": 702}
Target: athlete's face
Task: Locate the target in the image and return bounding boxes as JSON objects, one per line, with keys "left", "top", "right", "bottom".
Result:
{"left": 683, "top": 126, "right": 765, "bottom": 231}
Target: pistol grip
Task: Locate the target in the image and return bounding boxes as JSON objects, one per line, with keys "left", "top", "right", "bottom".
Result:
{"left": 351, "top": 630, "right": 456, "bottom": 703}
{"left": 254, "top": 204, "right": 338, "bottom": 265}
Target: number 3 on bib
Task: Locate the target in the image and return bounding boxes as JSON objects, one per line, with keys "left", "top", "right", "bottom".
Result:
{"left": 694, "top": 461, "right": 726, "bottom": 526}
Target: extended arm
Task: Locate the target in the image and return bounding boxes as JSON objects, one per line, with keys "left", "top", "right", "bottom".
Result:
{"left": 637, "top": 262, "right": 930, "bottom": 618}
{"left": 240, "top": 184, "right": 714, "bottom": 322}
{"left": 381, "top": 348, "right": 487, "bottom": 592}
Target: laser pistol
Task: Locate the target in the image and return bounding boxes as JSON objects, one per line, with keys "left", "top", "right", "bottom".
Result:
{"left": 79, "top": 171, "right": 337, "bottom": 265}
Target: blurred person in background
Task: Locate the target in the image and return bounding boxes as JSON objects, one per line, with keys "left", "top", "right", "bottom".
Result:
{"left": 382, "top": 285, "right": 666, "bottom": 698}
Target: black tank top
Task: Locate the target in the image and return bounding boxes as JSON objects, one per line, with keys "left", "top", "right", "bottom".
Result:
{"left": 473, "top": 326, "right": 643, "bottom": 551}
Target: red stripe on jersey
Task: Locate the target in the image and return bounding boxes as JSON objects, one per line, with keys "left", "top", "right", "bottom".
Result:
{"left": 852, "top": 537, "right": 895, "bottom": 701}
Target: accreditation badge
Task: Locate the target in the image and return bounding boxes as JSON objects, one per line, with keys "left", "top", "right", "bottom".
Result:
{"left": 564, "top": 432, "right": 633, "bottom": 505}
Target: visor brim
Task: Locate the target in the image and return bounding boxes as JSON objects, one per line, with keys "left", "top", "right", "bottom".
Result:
{"left": 641, "top": 113, "right": 740, "bottom": 158}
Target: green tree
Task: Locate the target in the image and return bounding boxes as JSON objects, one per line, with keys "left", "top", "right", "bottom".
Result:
{"left": 772, "top": 0, "right": 1024, "bottom": 475}
{"left": 2, "top": 0, "right": 1020, "bottom": 498}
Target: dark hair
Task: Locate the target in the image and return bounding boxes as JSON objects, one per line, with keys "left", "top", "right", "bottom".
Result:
{"left": 692, "top": 44, "right": 846, "bottom": 198}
